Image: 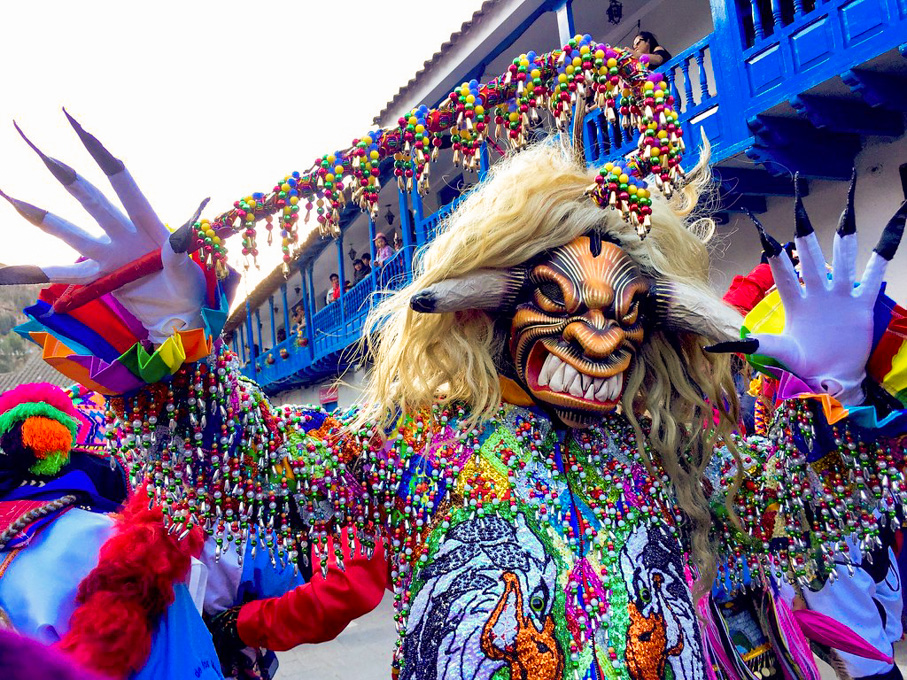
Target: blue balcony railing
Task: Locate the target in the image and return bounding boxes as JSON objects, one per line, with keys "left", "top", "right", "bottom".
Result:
{"left": 242, "top": 0, "right": 907, "bottom": 392}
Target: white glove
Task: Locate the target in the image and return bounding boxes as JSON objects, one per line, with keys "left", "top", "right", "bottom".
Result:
{"left": 710, "top": 178, "right": 905, "bottom": 408}
{"left": 0, "top": 114, "right": 207, "bottom": 345}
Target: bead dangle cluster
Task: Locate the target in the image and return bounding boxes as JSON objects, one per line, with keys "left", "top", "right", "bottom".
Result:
{"left": 712, "top": 399, "right": 905, "bottom": 590}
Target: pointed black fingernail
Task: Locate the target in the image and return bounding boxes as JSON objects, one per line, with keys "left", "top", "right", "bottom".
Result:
{"left": 745, "top": 210, "right": 782, "bottom": 258}
{"left": 793, "top": 173, "right": 814, "bottom": 238}
{"left": 875, "top": 200, "right": 907, "bottom": 261}
{"left": 63, "top": 108, "right": 125, "bottom": 176}
{"left": 13, "top": 121, "right": 77, "bottom": 186}
{"left": 705, "top": 338, "right": 760, "bottom": 354}
{"left": 410, "top": 291, "right": 437, "bottom": 313}
{"left": 0, "top": 188, "right": 47, "bottom": 226}
{"left": 837, "top": 168, "right": 857, "bottom": 237}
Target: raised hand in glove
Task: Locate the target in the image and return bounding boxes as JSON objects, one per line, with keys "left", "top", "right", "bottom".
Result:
{"left": 709, "top": 174, "right": 906, "bottom": 407}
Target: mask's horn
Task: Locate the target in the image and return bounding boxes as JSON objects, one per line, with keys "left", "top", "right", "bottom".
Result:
{"left": 652, "top": 279, "right": 744, "bottom": 343}
{"left": 410, "top": 268, "right": 528, "bottom": 314}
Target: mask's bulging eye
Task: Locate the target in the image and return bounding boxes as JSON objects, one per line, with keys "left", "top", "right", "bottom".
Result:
{"left": 621, "top": 300, "right": 640, "bottom": 325}
{"left": 536, "top": 281, "right": 565, "bottom": 308}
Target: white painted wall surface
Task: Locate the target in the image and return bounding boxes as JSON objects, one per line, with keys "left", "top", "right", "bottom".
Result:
{"left": 711, "top": 134, "right": 907, "bottom": 302}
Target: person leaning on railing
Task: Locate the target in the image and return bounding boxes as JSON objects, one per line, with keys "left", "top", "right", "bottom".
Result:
{"left": 630, "top": 31, "right": 672, "bottom": 67}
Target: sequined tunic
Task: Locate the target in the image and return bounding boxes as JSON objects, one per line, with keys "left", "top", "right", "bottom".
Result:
{"left": 285, "top": 402, "right": 705, "bottom": 680}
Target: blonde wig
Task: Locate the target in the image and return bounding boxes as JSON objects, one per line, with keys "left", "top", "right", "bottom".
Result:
{"left": 354, "top": 139, "right": 740, "bottom": 591}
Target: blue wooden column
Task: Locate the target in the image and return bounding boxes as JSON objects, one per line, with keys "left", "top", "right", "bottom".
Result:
{"left": 554, "top": 0, "right": 574, "bottom": 44}
{"left": 281, "top": 283, "right": 291, "bottom": 337}
{"left": 708, "top": 0, "right": 751, "bottom": 144}
{"left": 304, "top": 264, "right": 316, "bottom": 360}
{"left": 368, "top": 214, "right": 378, "bottom": 291}
{"left": 398, "top": 184, "right": 413, "bottom": 271}
{"left": 238, "top": 330, "right": 246, "bottom": 363}
{"left": 336, "top": 230, "right": 347, "bottom": 324}
{"left": 231, "top": 336, "right": 238, "bottom": 356}
{"left": 410, "top": 181, "right": 425, "bottom": 247}
{"left": 268, "top": 295, "right": 277, "bottom": 348}
{"left": 255, "top": 309, "right": 263, "bottom": 354}
{"left": 478, "top": 141, "right": 490, "bottom": 182}
{"left": 244, "top": 299, "right": 257, "bottom": 380}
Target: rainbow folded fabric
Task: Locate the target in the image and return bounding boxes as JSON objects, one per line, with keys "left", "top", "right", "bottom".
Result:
{"left": 743, "top": 285, "right": 907, "bottom": 433}
{"left": 14, "top": 268, "right": 235, "bottom": 396}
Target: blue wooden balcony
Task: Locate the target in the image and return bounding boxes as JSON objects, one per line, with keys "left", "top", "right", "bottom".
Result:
{"left": 237, "top": 0, "right": 907, "bottom": 394}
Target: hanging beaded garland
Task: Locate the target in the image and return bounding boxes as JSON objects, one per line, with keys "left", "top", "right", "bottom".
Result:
{"left": 182, "top": 35, "right": 683, "bottom": 273}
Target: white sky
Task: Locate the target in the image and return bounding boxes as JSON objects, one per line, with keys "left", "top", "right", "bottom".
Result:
{"left": 0, "top": 0, "right": 481, "bottom": 303}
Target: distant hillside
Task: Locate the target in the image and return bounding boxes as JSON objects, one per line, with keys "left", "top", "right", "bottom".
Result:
{"left": 0, "top": 283, "right": 43, "bottom": 373}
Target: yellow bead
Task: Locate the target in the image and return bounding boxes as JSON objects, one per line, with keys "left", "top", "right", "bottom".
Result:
{"left": 281, "top": 183, "right": 291, "bottom": 192}
{"left": 607, "top": 58, "right": 617, "bottom": 68}
{"left": 369, "top": 150, "right": 379, "bottom": 160}
{"left": 362, "top": 135, "right": 372, "bottom": 145}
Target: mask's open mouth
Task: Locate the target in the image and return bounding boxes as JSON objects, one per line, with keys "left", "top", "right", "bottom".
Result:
{"left": 525, "top": 341, "right": 628, "bottom": 408}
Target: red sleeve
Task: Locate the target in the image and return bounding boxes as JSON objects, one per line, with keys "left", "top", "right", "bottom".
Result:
{"left": 236, "top": 533, "right": 388, "bottom": 651}
{"left": 722, "top": 263, "right": 775, "bottom": 314}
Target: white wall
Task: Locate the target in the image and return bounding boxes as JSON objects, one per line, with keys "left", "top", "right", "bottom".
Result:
{"left": 711, "top": 133, "right": 907, "bottom": 302}
{"left": 270, "top": 365, "right": 368, "bottom": 410}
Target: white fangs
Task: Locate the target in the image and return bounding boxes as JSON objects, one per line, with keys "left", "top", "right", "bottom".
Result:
{"left": 535, "top": 353, "right": 623, "bottom": 403}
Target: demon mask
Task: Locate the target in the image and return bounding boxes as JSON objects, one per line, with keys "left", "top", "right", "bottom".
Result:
{"left": 409, "top": 230, "right": 742, "bottom": 428}
{"left": 511, "top": 234, "right": 649, "bottom": 427}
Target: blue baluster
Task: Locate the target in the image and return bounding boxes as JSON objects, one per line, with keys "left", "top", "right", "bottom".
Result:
{"left": 696, "top": 48, "right": 709, "bottom": 103}
{"left": 751, "top": 0, "right": 765, "bottom": 41}
{"left": 793, "top": 0, "right": 804, "bottom": 18}
{"left": 681, "top": 58, "right": 694, "bottom": 111}
{"left": 770, "top": 0, "right": 783, "bottom": 29}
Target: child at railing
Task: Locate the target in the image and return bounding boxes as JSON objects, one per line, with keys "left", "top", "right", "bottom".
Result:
{"left": 373, "top": 232, "right": 394, "bottom": 268}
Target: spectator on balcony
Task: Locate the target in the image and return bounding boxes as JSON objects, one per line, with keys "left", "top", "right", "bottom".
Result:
{"left": 393, "top": 232, "right": 403, "bottom": 251}
{"left": 361, "top": 252, "right": 372, "bottom": 271}
{"left": 325, "top": 273, "right": 341, "bottom": 305}
{"left": 292, "top": 303, "right": 306, "bottom": 330}
{"left": 373, "top": 233, "right": 394, "bottom": 268}
{"left": 352, "top": 258, "right": 369, "bottom": 283}
{"left": 277, "top": 328, "right": 287, "bottom": 344}
{"left": 344, "top": 280, "right": 353, "bottom": 292}
{"left": 631, "top": 31, "right": 671, "bottom": 68}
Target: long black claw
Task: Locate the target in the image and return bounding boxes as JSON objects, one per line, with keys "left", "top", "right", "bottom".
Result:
{"left": 62, "top": 108, "right": 125, "bottom": 176}
{"left": 704, "top": 338, "right": 760, "bottom": 354}
{"left": 875, "top": 200, "right": 907, "bottom": 261}
{"left": 0, "top": 188, "right": 47, "bottom": 226}
{"left": 837, "top": 168, "right": 857, "bottom": 237}
{"left": 794, "top": 172, "right": 814, "bottom": 238}
{"left": 169, "top": 198, "right": 211, "bottom": 253}
{"left": 13, "top": 121, "right": 77, "bottom": 186}
{"left": 745, "top": 209, "right": 782, "bottom": 258}
{"left": 410, "top": 291, "right": 437, "bottom": 313}
{"left": 0, "top": 265, "right": 49, "bottom": 285}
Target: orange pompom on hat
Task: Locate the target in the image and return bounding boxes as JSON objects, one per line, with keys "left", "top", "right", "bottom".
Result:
{"left": 0, "top": 382, "right": 80, "bottom": 476}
